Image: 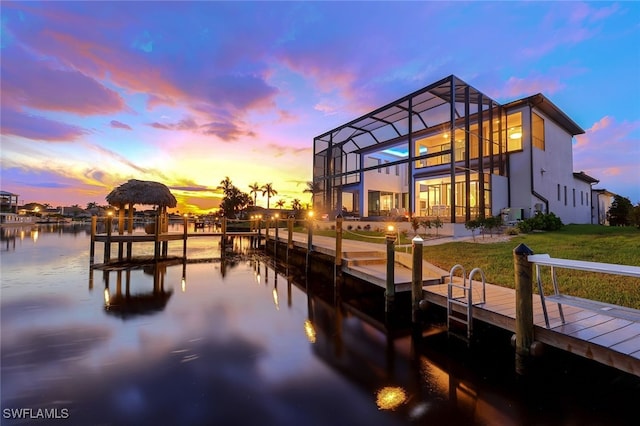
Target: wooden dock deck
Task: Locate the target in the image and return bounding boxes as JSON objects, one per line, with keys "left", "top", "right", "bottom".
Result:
{"left": 93, "top": 230, "right": 257, "bottom": 243}
{"left": 270, "top": 230, "right": 640, "bottom": 377}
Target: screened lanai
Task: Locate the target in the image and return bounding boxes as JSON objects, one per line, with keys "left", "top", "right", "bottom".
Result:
{"left": 312, "top": 75, "right": 520, "bottom": 223}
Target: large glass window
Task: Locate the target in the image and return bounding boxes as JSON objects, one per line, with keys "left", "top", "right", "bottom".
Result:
{"left": 506, "top": 112, "right": 523, "bottom": 152}
{"left": 532, "top": 112, "right": 545, "bottom": 151}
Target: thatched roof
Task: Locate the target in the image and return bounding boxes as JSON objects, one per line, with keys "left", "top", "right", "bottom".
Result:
{"left": 106, "top": 179, "right": 177, "bottom": 208}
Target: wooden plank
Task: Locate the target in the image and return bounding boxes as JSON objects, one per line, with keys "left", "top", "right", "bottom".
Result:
{"left": 590, "top": 322, "right": 640, "bottom": 350}
{"left": 534, "top": 326, "right": 640, "bottom": 376}
{"left": 570, "top": 317, "right": 632, "bottom": 341}
{"left": 610, "top": 334, "right": 640, "bottom": 356}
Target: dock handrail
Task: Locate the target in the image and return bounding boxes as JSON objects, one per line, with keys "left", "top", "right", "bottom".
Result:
{"left": 528, "top": 254, "right": 640, "bottom": 327}
{"left": 447, "top": 265, "right": 487, "bottom": 340}
{"left": 468, "top": 267, "right": 487, "bottom": 305}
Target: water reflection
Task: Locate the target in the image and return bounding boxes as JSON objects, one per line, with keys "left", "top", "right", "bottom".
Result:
{"left": 376, "top": 386, "right": 408, "bottom": 411}
{"left": 2, "top": 229, "right": 638, "bottom": 426}
{"left": 101, "top": 264, "right": 174, "bottom": 320}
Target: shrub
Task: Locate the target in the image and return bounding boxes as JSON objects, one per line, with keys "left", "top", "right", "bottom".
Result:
{"left": 411, "top": 217, "right": 420, "bottom": 235}
{"left": 420, "top": 219, "right": 431, "bottom": 235}
{"left": 465, "top": 219, "right": 481, "bottom": 241}
{"left": 504, "top": 226, "right": 520, "bottom": 235}
{"left": 432, "top": 217, "right": 443, "bottom": 236}
{"left": 483, "top": 215, "right": 503, "bottom": 237}
{"left": 517, "top": 212, "right": 564, "bottom": 233}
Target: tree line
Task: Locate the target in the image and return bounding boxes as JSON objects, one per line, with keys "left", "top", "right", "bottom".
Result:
{"left": 217, "top": 177, "right": 317, "bottom": 219}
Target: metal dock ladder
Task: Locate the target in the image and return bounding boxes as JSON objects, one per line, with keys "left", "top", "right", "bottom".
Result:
{"left": 447, "top": 265, "right": 486, "bottom": 341}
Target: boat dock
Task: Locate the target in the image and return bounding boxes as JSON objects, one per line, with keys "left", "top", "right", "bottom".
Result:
{"left": 89, "top": 215, "right": 640, "bottom": 377}
{"left": 265, "top": 229, "right": 640, "bottom": 378}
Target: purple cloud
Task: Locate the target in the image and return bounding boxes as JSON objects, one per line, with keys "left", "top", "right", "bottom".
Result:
{"left": 0, "top": 107, "right": 87, "bottom": 141}
{"left": 1, "top": 44, "right": 125, "bottom": 116}
{"left": 110, "top": 120, "right": 132, "bottom": 130}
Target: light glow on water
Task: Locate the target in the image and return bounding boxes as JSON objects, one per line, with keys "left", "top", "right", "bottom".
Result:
{"left": 376, "top": 387, "right": 407, "bottom": 411}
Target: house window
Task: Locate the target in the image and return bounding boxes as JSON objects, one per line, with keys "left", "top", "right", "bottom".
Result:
{"left": 564, "top": 186, "right": 567, "bottom": 206}
{"left": 385, "top": 160, "right": 390, "bottom": 174}
{"left": 532, "top": 112, "right": 545, "bottom": 151}
{"left": 377, "top": 158, "right": 382, "bottom": 173}
{"left": 506, "top": 112, "right": 523, "bottom": 152}
{"left": 581, "top": 191, "right": 584, "bottom": 205}
{"left": 557, "top": 184, "right": 561, "bottom": 201}
{"left": 573, "top": 188, "right": 576, "bottom": 207}
{"left": 395, "top": 164, "right": 399, "bottom": 176}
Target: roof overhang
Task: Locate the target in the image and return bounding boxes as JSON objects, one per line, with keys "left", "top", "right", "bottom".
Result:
{"left": 504, "top": 94, "right": 584, "bottom": 136}
{"left": 573, "top": 171, "right": 599, "bottom": 184}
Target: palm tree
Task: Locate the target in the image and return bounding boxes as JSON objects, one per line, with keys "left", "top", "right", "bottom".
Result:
{"left": 86, "top": 202, "right": 98, "bottom": 210}
{"left": 291, "top": 198, "right": 302, "bottom": 211}
{"left": 249, "top": 182, "right": 261, "bottom": 207}
{"left": 275, "top": 199, "right": 285, "bottom": 210}
{"left": 303, "top": 181, "right": 321, "bottom": 204}
{"left": 261, "top": 183, "right": 277, "bottom": 210}
{"left": 218, "top": 176, "right": 233, "bottom": 197}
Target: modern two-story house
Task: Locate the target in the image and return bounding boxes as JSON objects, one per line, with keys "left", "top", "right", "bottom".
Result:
{"left": 312, "top": 75, "right": 600, "bottom": 229}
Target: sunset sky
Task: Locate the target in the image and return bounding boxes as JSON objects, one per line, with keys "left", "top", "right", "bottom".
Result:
{"left": 1, "top": 1, "right": 639, "bottom": 213}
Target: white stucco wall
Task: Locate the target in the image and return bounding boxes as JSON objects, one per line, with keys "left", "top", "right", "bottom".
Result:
{"left": 531, "top": 109, "right": 592, "bottom": 224}
{"left": 507, "top": 106, "right": 592, "bottom": 224}
{"left": 362, "top": 161, "right": 408, "bottom": 217}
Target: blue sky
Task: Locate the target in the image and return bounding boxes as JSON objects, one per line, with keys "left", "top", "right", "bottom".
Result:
{"left": 1, "top": 1, "right": 639, "bottom": 212}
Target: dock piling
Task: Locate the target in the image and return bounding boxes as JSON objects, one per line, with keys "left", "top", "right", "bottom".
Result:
{"left": 287, "top": 217, "right": 294, "bottom": 249}
{"left": 182, "top": 215, "right": 188, "bottom": 258}
{"left": 513, "top": 243, "right": 535, "bottom": 375}
{"left": 411, "top": 235, "right": 424, "bottom": 323}
{"left": 385, "top": 226, "right": 396, "bottom": 312}
{"left": 90, "top": 215, "right": 97, "bottom": 264}
{"left": 104, "top": 214, "right": 113, "bottom": 263}
{"left": 335, "top": 215, "right": 343, "bottom": 266}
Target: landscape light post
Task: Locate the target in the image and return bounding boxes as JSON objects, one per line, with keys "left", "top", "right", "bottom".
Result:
{"left": 411, "top": 235, "right": 424, "bottom": 323}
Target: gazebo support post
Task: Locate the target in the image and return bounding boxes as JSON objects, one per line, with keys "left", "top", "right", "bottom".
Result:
{"left": 118, "top": 208, "right": 125, "bottom": 261}
{"left": 127, "top": 203, "right": 133, "bottom": 260}
{"left": 161, "top": 206, "right": 168, "bottom": 257}
{"left": 154, "top": 208, "right": 161, "bottom": 260}
{"left": 90, "top": 215, "right": 97, "bottom": 264}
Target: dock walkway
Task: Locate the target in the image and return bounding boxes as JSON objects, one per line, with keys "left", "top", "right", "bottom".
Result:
{"left": 272, "top": 230, "right": 640, "bottom": 377}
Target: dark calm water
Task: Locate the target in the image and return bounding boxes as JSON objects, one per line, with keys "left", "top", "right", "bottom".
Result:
{"left": 1, "top": 223, "right": 639, "bottom": 425}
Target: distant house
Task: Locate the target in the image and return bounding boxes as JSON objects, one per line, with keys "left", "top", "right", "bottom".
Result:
{"left": 312, "top": 75, "right": 601, "bottom": 232}
{"left": 592, "top": 189, "right": 616, "bottom": 225}
{"left": 59, "top": 206, "right": 90, "bottom": 218}
{"left": 0, "top": 191, "right": 19, "bottom": 213}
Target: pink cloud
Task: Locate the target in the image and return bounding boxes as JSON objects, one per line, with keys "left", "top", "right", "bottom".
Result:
{"left": 147, "top": 115, "right": 254, "bottom": 142}
{"left": 276, "top": 110, "right": 298, "bottom": 124}
{"left": 490, "top": 75, "right": 566, "bottom": 99}
{"left": 520, "top": 2, "right": 612, "bottom": 58}
{"left": 573, "top": 116, "right": 640, "bottom": 199}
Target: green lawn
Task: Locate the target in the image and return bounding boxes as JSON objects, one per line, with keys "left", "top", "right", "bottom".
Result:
{"left": 420, "top": 225, "right": 640, "bottom": 309}
{"left": 302, "top": 224, "right": 640, "bottom": 309}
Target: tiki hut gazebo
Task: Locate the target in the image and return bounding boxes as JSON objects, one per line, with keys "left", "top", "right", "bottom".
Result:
{"left": 106, "top": 179, "right": 177, "bottom": 234}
